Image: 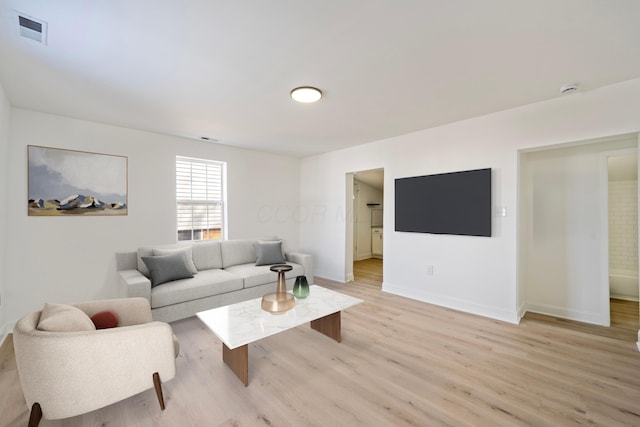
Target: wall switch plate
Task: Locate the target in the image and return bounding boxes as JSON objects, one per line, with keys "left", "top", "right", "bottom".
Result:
{"left": 427, "top": 265, "right": 434, "bottom": 276}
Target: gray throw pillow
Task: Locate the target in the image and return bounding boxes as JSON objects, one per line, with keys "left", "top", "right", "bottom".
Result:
{"left": 153, "top": 246, "right": 198, "bottom": 274}
{"left": 255, "top": 240, "right": 286, "bottom": 266}
{"left": 142, "top": 252, "right": 194, "bottom": 287}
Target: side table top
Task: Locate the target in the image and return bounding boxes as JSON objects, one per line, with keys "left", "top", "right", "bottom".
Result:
{"left": 269, "top": 264, "right": 293, "bottom": 273}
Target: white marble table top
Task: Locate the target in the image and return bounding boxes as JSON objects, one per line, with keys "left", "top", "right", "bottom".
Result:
{"left": 196, "top": 285, "right": 363, "bottom": 349}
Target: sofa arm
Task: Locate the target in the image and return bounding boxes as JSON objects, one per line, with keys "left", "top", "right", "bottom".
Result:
{"left": 119, "top": 269, "right": 151, "bottom": 302}
{"left": 286, "top": 252, "right": 314, "bottom": 285}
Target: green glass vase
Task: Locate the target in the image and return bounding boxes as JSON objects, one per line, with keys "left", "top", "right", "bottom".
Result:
{"left": 293, "top": 275, "right": 310, "bottom": 299}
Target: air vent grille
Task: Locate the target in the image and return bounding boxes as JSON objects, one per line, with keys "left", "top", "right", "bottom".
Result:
{"left": 16, "top": 13, "right": 47, "bottom": 44}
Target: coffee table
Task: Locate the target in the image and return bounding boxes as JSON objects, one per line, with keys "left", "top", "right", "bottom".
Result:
{"left": 196, "top": 285, "right": 363, "bottom": 386}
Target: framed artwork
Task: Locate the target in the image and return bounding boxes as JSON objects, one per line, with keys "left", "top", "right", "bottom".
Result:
{"left": 28, "top": 145, "right": 128, "bottom": 216}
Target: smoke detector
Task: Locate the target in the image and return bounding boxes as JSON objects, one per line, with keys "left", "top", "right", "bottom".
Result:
{"left": 560, "top": 83, "right": 578, "bottom": 94}
{"left": 16, "top": 12, "right": 47, "bottom": 44}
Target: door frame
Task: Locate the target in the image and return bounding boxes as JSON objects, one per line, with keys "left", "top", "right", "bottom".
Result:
{"left": 600, "top": 147, "right": 639, "bottom": 328}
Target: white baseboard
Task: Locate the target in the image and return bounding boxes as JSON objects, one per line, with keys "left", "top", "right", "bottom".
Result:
{"left": 1, "top": 322, "right": 14, "bottom": 348}
{"left": 610, "top": 293, "right": 639, "bottom": 302}
{"left": 315, "top": 272, "right": 348, "bottom": 284}
{"left": 516, "top": 301, "right": 527, "bottom": 323}
{"left": 525, "top": 303, "right": 606, "bottom": 326}
{"left": 382, "top": 282, "right": 519, "bottom": 324}
{"left": 354, "top": 253, "right": 372, "bottom": 261}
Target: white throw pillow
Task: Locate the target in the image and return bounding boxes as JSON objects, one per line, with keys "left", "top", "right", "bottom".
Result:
{"left": 37, "top": 303, "right": 96, "bottom": 332}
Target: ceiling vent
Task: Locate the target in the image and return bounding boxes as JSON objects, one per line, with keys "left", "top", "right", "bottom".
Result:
{"left": 560, "top": 83, "right": 578, "bottom": 95}
{"left": 16, "top": 12, "right": 47, "bottom": 44}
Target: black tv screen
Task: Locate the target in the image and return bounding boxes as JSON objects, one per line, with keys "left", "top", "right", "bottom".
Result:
{"left": 395, "top": 168, "right": 491, "bottom": 237}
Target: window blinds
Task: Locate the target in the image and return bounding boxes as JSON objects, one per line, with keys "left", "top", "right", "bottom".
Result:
{"left": 176, "top": 156, "right": 225, "bottom": 241}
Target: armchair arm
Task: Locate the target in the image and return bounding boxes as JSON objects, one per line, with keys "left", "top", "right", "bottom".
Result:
{"left": 119, "top": 269, "right": 151, "bottom": 303}
{"left": 286, "top": 252, "right": 314, "bottom": 285}
{"left": 14, "top": 321, "right": 176, "bottom": 420}
{"left": 73, "top": 297, "right": 152, "bottom": 326}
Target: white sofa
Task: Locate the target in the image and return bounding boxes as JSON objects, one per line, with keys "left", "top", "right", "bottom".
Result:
{"left": 116, "top": 239, "right": 314, "bottom": 323}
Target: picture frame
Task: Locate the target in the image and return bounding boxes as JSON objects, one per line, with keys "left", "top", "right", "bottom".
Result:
{"left": 27, "top": 145, "right": 128, "bottom": 216}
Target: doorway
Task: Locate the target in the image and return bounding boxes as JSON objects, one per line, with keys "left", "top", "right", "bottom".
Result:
{"left": 518, "top": 133, "right": 639, "bottom": 342}
{"left": 606, "top": 150, "right": 639, "bottom": 337}
{"left": 346, "top": 168, "right": 384, "bottom": 287}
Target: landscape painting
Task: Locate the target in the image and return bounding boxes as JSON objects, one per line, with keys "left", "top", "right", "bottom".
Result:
{"left": 28, "top": 145, "right": 128, "bottom": 216}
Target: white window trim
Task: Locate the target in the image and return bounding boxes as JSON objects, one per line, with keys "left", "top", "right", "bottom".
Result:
{"left": 176, "top": 155, "right": 227, "bottom": 241}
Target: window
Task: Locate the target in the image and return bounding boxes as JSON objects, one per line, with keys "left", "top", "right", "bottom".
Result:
{"left": 176, "top": 156, "right": 226, "bottom": 241}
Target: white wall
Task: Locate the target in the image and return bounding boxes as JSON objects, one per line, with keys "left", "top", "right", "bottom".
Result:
{"left": 301, "top": 78, "right": 640, "bottom": 324}
{"left": 521, "top": 137, "right": 637, "bottom": 325}
{"left": 0, "top": 81, "right": 10, "bottom": 340}
{"left": 354, "top": 179, "right": 383, "bottom": 260}
{"left": 5, "top": 109, "right": 301, "bottom": 326}
{"left": 609, "top": 179, "right": 638, "bottom": 273}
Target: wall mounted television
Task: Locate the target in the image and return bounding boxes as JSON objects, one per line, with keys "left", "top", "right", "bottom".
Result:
{"left": 395, "top": 168, "right": 492, "bottom": 237}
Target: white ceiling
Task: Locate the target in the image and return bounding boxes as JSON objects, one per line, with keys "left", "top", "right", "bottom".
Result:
{"left": 354, "top": 169, "right": 384, "bottom": 191}
{"left": 1, "top": 1, "right": 639, "bottom": 158}
{"left": 608, "top": 154, "right": 638, "bottom": 182}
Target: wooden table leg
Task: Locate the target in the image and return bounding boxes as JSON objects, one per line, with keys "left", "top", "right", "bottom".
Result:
{"left": 310, "top": 311, "right": 341, "bottom": 342}
{"left": 222, "top": 343, "right": 249, "bottom": 386}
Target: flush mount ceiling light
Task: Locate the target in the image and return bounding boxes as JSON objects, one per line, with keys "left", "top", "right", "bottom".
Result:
{"left": 290, "top": 86, "right": 322, "bottom": 103}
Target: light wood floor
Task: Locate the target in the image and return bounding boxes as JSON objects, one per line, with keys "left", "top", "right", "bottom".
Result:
{"left": 353, "top": 258, "right": 383, "bottom": 287}
{"left": 354, "top": 257, "right": 639, "bottom": 342}
{"left": 2, "top": 279, "right": 640, "bottom": 426}
{"left": 524, "top": 298, "right": 639, "bottom": 342}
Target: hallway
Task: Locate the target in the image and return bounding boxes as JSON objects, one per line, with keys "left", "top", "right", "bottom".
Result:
{"left": 353, "top": 258, "right": 383, "bottom": 287}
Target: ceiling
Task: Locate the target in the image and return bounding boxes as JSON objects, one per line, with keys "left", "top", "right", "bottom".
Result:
{"left": 354, "top": 169, "right": 384, "bottom": 191}
{"left": 1, "top": 1, "right": 639, "bottom": 158}
{"left": 608, "top": 154, "right": 638, "bottom": 182}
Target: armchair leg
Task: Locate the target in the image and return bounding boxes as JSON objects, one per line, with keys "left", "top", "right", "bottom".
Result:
{"left": 152, "top": 372, "right": 166, "bottom": 410}
{"left": 28, "top": 402, "right": 42, "bottom": 427}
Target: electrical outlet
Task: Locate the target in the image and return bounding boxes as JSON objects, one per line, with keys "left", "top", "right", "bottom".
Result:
{"left": 427, "top": 265, "right": 434, "bottom": 276}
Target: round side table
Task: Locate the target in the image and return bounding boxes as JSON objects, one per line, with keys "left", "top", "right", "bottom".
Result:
{"left": 261, "top": 264, "right": 295, "bottom": 314}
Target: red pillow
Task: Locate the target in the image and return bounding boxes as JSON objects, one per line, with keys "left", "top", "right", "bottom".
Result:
{"left": 90, "top": 310, "right": 119, "bottom": 329}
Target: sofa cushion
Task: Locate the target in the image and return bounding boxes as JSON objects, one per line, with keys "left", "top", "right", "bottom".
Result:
{"left": 220, "top": 239, "right": 257, "bottom": 268}
{"left": 150, "top": 269, "right": 243, "bottom": 309}
{"left": 153, "top": 246, "right": 198, "bottom": 274}
{"left": 191, "top": 241, "right": 223, "bottom": 270}
{"left": 142, "top": 252, "right": 194, "bottom": 287}
{"left": 37, "top": 303, "right": 96, "bottom": 332}
{"left": 225, "top": 262, "right": 304, "bottom": 288}
{"left": 255, "top": 240, "right": 286, "bottom": 266}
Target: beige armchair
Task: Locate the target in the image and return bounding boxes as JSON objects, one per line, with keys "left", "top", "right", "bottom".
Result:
{"left": 13, "top": 297, "right": 178, "bottom": 426}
